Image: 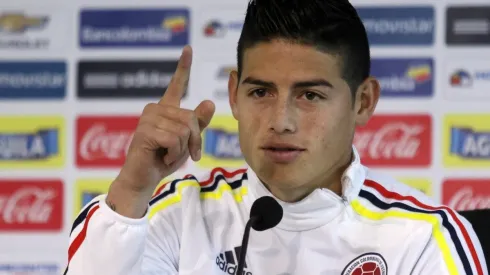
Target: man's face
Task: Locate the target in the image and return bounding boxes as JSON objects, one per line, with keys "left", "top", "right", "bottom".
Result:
{"left": 228, "top": 39, "right": 378, "bottom": 200}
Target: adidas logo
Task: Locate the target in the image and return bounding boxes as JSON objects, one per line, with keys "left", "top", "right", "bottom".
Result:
{"left": 215, "top": 246, "right": 253, "bottom": 275}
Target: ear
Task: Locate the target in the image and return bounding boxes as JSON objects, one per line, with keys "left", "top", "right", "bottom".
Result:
{"left": 354, "top": 77, "right": 380, "bottom": 126}
{"left": 228, "top": 70, "right": 240, "bottom": 120}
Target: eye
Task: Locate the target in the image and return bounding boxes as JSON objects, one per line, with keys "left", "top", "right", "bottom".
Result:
{"left": 302, "top": 91, "right": 321, "bottom": 101}
{"left": 250, "top": 88, "right": 268, "bottom": 98}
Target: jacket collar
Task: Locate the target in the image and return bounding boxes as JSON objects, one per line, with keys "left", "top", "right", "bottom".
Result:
{"left": 245, "top": 146, "right": 366, "bottom": 231}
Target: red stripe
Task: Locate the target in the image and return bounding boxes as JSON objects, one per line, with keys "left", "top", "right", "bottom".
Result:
{"left": 151, "top": 167, "right": 247, "bottom": 199}
{"left": 201, "top": 167, "right": 247, "bottom": 185}
{"left": 67, "top": 205, "right": 100, "bottom": 264}
{"left": 365, "top": 180, "right": 483, "bottom": 275}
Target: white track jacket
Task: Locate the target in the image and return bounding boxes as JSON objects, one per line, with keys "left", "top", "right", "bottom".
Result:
{"left": 64, "top": 148, "right": 488, "bottom": 275}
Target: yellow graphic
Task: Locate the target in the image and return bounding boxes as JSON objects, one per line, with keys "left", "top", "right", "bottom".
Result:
{"left": 443, "top": 114, "right": 490, "bottom": 168}
{"left": 398, "top": 178, "right": 433, "bottom": 197}
{"left": 198, "top": 115, "right": 246, "bottom": 169}
{"left": 162, "top": 16, "right": 187, "bottom": 32}
{"left": 0, "top": 116, "right": 65, "bottom": 169}
{"left": 407, "top": 64, "right": 431, "bottom": 82}
{"left": 0, "top": 13, "right": 49, "bottom": 33}
{"left": 74, "top": 178, "right": 174, "bottom": 219}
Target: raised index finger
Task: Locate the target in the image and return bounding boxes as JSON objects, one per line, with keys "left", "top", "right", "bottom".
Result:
{"left": 159, "top": 45, "right": 192, "bottom": 106}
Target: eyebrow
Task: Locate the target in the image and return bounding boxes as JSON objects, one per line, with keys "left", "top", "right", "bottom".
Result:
{"left": 241, "top": 76, "right": 334, "bottom": 89}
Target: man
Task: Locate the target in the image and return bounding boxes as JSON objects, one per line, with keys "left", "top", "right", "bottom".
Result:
{"left": 65, "top": 0, "right": 488, "bottom": 274}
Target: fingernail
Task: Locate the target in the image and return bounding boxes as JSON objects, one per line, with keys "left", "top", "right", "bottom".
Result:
{"left": 196, "top": 149, "right": 201, "bottom": 161}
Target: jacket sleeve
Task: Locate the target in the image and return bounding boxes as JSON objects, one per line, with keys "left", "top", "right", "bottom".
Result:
{"left": 411, "top": 212, "right": 488, "bottom": 275}
{"left": 63, "top": 194, "right": 180, "bottom": 275}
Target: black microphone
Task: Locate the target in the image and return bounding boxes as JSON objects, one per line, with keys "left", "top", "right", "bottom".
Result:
{"left": 236, "top": 196, "right": 283, "bottom": 275}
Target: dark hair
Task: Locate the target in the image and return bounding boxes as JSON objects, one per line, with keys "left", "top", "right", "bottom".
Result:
{"left": 236, "top": 0, "right": 370, "bottom": 97}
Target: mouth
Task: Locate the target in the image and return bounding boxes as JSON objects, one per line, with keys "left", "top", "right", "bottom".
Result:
{"left": 260, "top": 142, "right": 306, "bottom": 151}
{"left": 260, "top": 143, "right": 305, "bottom": 163}
{"left": 262, "top": 147, "right": 305, "bottom": 152}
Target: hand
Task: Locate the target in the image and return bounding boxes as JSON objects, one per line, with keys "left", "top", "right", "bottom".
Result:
{"left": 116, "top": 45, "right": 216, "bottom": 194}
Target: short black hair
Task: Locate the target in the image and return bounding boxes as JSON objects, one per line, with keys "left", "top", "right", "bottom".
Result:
{"left": 236, "top": 0, "right": 370, "bottom": 97}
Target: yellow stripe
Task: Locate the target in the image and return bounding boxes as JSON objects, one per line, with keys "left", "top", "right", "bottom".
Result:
{"left": 351, "top": 199, "right": 459, "bottom": 275}
{"left": 148, "top": 179, "right": 248, "bottom": 220}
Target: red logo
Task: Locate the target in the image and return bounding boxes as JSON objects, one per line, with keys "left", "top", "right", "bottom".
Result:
{"left": 0, "top": 180, "right": 63, "bottom": 231}
{"left": 354, "top": 114, "right": 432, "bottom": 167}
{"left": 76, "top": 116, "right": 139, "bottom": 168}
{"left": 341, "top": 253, "right": 388, "bottom": 275}
{"left": 442, "top": 179, "right": 490, "bottom": 211}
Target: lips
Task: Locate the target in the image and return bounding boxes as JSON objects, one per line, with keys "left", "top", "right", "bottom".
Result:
{"left": 260, "top": 143, "right": 305, "bottom": 163}
{"left": 263, "top": 147, "right": 303, "bottom": 152}
{"left": 261, "top": 143, "right": 305, "bottom": 151}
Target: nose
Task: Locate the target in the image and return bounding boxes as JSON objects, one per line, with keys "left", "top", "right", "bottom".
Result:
{"left": 268, "top": 97, "right": 297, "bottom": 134}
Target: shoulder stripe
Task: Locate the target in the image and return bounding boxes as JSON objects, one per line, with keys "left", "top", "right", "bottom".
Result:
{"left": 360, "top": 180, "right": 483, "bottom": 275}
{"left": 201, "top": 167, "right": 247, "bottom": 185}
{"left": 149, "top": 168, "right": 247, "bottom": 206}
{"left": 151, "top": 167, "right": 247, "bottom": 201}
{"left": 70, "top": 200, "right": 98, "bottom": 236}
{"left": 355, "top": 189, "right": 461, "bottom": 274}
{"left": 66, "top": 204, "right": 100, "bottom": 272}
{"left": 148, "top": 168, "right": 248, "bottom": 219}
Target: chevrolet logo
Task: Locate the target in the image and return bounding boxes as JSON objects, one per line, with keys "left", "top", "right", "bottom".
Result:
{"left": 0, "top": 13, "right": 49, "bottom": 33}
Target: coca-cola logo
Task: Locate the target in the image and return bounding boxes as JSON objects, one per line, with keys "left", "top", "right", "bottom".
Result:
{"left": 446, "top": 187, "right": 490, "bottom": 211}
{"left": 355, "top": 123, "right": 424, "bottom": 159}
{"left": 79, "top": 123, "right": 134, "bottom": 161}
{"left": 353, "top": 115, "right": 431, "bottom": 167}
{"left": 0, "top": 187, "right": 56, "bottom": 224}
{"left": 0, "top": 180, "right": 63, "bottom": 231}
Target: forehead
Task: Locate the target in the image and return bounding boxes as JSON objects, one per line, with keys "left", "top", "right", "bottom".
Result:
{"left": 241, "top": 40, "right": 343, "bottom": 82}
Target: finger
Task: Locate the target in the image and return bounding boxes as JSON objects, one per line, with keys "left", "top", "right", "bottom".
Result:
{"left": 179, "top": 111, "right": 202, "bottom": 162}
{"left": 158, "top": 107, "right": 206, "bottom": 161}
{"left": 154, "top": 119, "right": 190, "bottom": 161}
{"left": 159, "top": 45, "right": 192, "bottom": 106}
{"left": 154, "top": 128, "right": 182, "bottom": 166}
{"left": 194, "top": 100, "right": 216, "bottom": 132}
{"left": 142, "top": 125, "right": 181, "bottom": 165}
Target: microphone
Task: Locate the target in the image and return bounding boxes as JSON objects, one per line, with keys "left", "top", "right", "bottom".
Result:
{"left": 236, "top": 196, "right": 283, "bottom": 275}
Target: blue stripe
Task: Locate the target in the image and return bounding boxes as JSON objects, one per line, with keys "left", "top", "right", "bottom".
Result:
{"left": 149, "top": 172, "right": 247, "bottom": 207}
{"left": 359, "top": 189, "right": 472, "bottom": 274}
{"left": 70, "top": 201, "right": 98, "bottom": 236}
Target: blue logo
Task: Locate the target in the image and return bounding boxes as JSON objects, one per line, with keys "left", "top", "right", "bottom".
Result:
{"left": 357, "top": 6, "right": 434, "bottom": 45}
{"left": 203, "top": 19, "right": 243, "bottom": 37}
{"left": 0, "top": 128, "right": 59, "bottom": 160}
{"left": 371, "top": 58, "right": 433, "bottom": 97}
{"left": 204, "top": 128, "right": 242, "bottom": 159}
{"left": 450, "top": 69, "right": 472, "bottom": 87}
{"left": 450, "top": 69, "right": 490, "bottom": 87}
{"left": 0, "top": 61, "right": 66, "bottom": 99}
{"left": 79, "top": 9, "right": 189, "bottom": 48}
{"left": 450, "top": 127, "right": 490, "bottom": 159}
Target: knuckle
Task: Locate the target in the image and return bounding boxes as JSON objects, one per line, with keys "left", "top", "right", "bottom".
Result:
{"left": 181, "top": 110, "right": 196, "bottom": 125}
{"left": 178, "top": 125, "right": 191, "bottom": 137}
{"left": 170, "top": 134, "right": 181, "bottom": 147}
{"left": 143, "top": 102, "right": 158, "bottom": 113}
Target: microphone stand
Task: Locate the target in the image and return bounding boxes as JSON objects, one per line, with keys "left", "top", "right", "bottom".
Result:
{"left": 236, "top": 216, "right": 258, "bottom": 275}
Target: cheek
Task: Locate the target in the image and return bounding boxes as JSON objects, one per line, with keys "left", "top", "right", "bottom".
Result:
{"left": 304, "top": 110, "right": 354, "bottom": 148}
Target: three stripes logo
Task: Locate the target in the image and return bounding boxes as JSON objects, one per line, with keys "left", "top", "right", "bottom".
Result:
{"left": 215, "top": 246, "right": 252, "bottom": 275}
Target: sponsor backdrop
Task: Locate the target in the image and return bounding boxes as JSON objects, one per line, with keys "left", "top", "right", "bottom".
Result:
{"left": 0, "top": 0, "right": 489, "bottom": 273}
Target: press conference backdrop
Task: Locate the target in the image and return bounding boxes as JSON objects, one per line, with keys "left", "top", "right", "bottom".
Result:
{"left": 0, "top": 0, "right": 489, "bottom": 273}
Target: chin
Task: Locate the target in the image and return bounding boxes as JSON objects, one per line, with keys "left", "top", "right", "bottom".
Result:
{"left": 255, "top": 162, "right": 303, "bottom": 185}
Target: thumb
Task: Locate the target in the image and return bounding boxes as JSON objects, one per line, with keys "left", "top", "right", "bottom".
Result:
{"left": 194, "top": 100, "right": 216, "bottom": 132}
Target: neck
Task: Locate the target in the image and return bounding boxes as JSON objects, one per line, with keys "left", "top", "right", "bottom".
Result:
{"left": 261, "top": 148, "right": 354, "bottom": 203}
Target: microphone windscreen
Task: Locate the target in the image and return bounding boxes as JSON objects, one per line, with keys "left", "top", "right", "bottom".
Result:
{"left": 250, "top": 196, "right": 283, "bottom": 231}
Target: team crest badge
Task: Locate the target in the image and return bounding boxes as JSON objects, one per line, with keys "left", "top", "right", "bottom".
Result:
{"left": 341, "top": 253, "right": 388, "bottom": 275}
